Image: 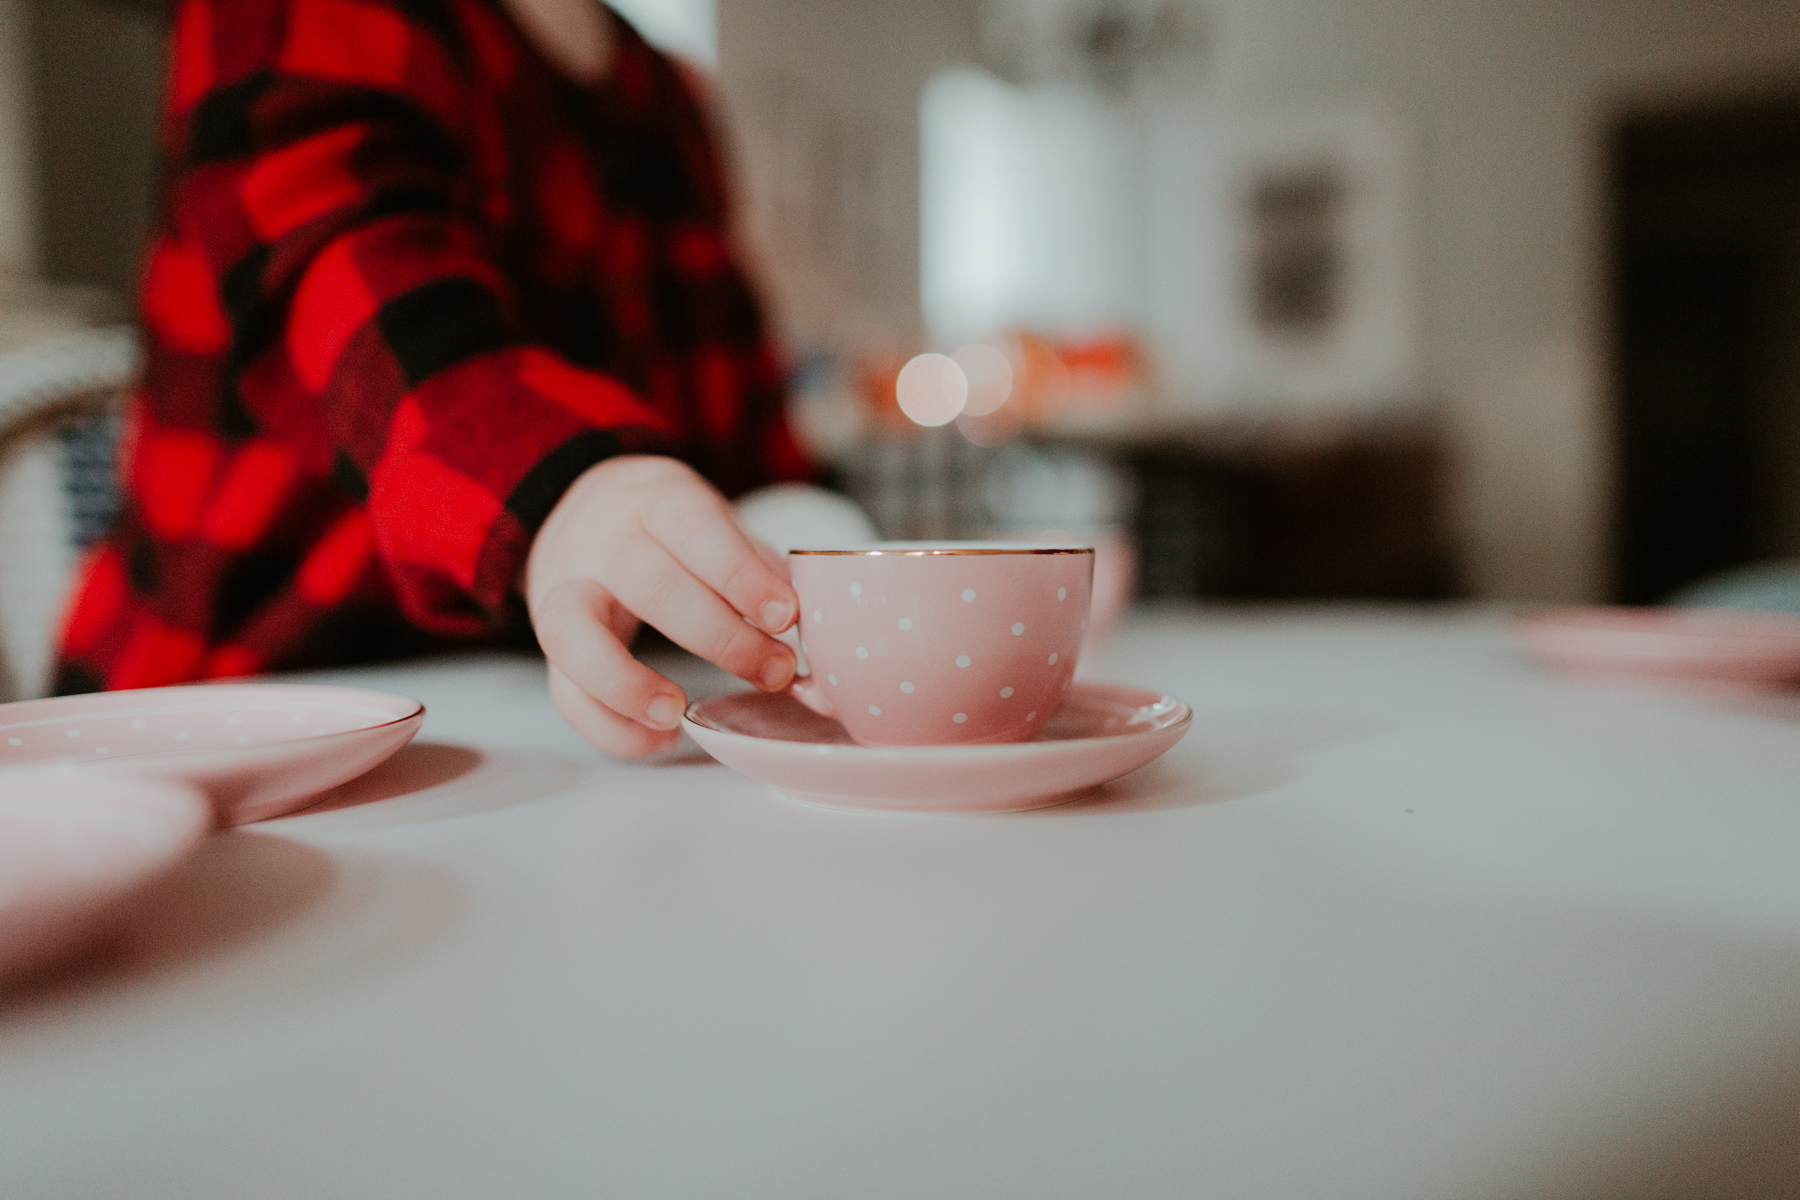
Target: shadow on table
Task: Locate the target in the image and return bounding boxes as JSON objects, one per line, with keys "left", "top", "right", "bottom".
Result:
{"left": 271, "top": 741, "right": 587, "bottom": 830}
{"left": 1037, "top": 708, "right": 1386, "bottom": 816}
{"left": 1496, "top": 1035, "right": 1800, "bottom": 1199}
{"left": 1, "top": 832, "right": 464, "bottom": 1021}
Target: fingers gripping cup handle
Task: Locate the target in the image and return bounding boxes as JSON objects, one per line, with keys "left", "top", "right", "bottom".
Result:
{"left": 774, "top": 622, "right": 836, "bottom": 718}
{"left": 787, "top": 673, "right": 836, "bottom": 717}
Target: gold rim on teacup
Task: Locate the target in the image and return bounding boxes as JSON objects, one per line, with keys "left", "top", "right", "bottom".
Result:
{"left": 790, "top": 542, "right": 1093, "bottom": 556}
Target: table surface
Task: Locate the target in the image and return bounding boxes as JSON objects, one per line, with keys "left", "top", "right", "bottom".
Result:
{"left": 4, "top": 606, "right": 1800, "bottom": 1200}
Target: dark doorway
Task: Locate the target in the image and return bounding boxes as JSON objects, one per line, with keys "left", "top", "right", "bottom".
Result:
{"left": 1610, "top": 96, "right": 1800, "bottom": 604}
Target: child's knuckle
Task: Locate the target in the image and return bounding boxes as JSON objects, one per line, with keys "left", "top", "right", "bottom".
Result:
{"left": 640, "top": 567, "right": 684, "bottom": 614}
{"left": 719, "top": 556, "right": 762, "bottom": 601}
{"left": 709, "top": 622, "right": 760, "bottom": 667}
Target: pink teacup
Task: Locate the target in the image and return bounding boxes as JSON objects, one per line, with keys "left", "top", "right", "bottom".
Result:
{"left": 787, "top": 543, "right": 1094, "bottom": 746}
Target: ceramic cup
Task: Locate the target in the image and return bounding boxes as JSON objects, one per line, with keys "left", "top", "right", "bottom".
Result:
{"left": 787, "top": 543, "right": 1094, "bottom": 747}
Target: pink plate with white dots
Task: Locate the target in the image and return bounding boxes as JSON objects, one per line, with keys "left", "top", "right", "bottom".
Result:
{"left": 683, "top": 681, "right": 1190, "bottom": 814}
{"left": 0, "top": 684, "right": 425, "bottom": 826}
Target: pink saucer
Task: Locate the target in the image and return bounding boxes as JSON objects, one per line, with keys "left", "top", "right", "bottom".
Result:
{"left": 683, "top": 682, "right": 1191, "bottom": 814}
{"left": 0, "top": 774, "right": 209, "bottom": 985}
{"left": 0, "top": 684, "right": 425, "bottom": 825}
{"left": 1516, "top": 607, "right": 1800, "bottom": 689}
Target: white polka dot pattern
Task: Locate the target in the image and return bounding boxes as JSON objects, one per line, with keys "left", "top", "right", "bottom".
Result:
{"left": 0, "top": 693, "right": 411, "bottom": 766}
{"left": 0, "top": 684, "right": 425, "bottom": 825}
{"left": 786, "top": 547, "right": 1091, "bottom": 746}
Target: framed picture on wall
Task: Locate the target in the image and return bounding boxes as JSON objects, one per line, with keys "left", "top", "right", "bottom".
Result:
{"left": 1145, "top": 102, "right": 1422, "bottom": 415}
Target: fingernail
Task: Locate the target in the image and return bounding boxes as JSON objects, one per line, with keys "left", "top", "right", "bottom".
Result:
{"left": 760, "top": 654, "right": 795, "bottom": 691}
{"left": 760, "top": 599, "right": 793, "bottom": 632}
{"left": 645, "top": 694, "right": 684, "bottom": 729}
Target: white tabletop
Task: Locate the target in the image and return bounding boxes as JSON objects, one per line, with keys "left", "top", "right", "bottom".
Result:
{"left": 4, "top": 606, "right": 1800, "bottom": 1199}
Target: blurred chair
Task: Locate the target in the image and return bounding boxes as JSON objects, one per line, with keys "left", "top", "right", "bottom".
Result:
{"left": 0, "top": 323, "right": 137, "bottom": 702}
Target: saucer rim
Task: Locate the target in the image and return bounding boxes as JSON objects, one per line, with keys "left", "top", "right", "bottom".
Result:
{"left": 0, "top": 683, "right": 426, "bottom": 771}
{"left": 789, "top": 541, "right": 1093, "bottom": 556}
{"left": 682, "top": 681, "right": 1191, "bottom": 759}
{"left": 772, "top": 784, "right": 1101, "bottom": 816}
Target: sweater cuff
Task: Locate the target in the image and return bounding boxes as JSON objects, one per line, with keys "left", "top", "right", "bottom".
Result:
{"left": 471, "top": 424, "right": 667, "bottom": 635}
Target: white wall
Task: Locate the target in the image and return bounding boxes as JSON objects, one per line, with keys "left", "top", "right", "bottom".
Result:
{"left": 612, "top": 0, "right": 716, "bottom": 66}
{"left": 714, "top": 0, "right": 1800, "bottom": 600}
{"left": 716, "top": 0, "right": 973, "bottom": 347}
{"left": 1172, "top": 0, "right": 1800, "bottom": 600}
{"left": 921, "top": 70, "right": 1143, "bottom": 345}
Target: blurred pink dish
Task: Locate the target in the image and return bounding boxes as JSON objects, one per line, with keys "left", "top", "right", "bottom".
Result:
{"left": 683, "top": 681, "right": 1190, "bottom": 814}
{"left": 0, "top": 684, "right": 425, "bottom": 825}
{"left": 0, "top": 774, "right": 208, "bottom": 985}
{"left": 1516, "top": 607, "right": 1800, "bottom": 688}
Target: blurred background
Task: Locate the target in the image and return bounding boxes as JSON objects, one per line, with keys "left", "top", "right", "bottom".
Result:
{"left": 0, "top": 0, "right": 1797, "bottom": 698}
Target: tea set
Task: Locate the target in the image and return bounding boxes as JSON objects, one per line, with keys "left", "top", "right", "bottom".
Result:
{"left": 685, "top": 541, "right": 1189, "bottom": 812}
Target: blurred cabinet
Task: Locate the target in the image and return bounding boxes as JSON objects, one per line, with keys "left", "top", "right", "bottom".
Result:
{"left": 1112, "top": 421, "right": 1454, "bottom": 601}
{"left": 830, "top": 412, "right": 1456, "bottom": 602}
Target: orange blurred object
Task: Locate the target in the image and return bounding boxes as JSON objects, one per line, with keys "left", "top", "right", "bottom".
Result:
{"left": 1052, "top": 332, "right": 1141, "bottom": 414}
{"left": 1056, "top": 335, "right": 1138, "bottom": 380}
{"left": 1008, "top": 332, "right": 1073, "bottom": 424}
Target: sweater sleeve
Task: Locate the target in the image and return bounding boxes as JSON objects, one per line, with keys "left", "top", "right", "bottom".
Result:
{"left": 161, "top": 0, "right": 674, "bottom": 636}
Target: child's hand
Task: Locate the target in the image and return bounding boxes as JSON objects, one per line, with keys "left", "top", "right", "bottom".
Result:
{"left": 524, "top": 455, "right": 799, "bottom": 756}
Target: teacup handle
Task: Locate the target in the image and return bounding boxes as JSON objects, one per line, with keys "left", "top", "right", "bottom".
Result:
{"left": 773, "top": 621, "right": 836, "bottom": 717}
{"left": 787, "top": 673, "right": 835, "bottom": 717}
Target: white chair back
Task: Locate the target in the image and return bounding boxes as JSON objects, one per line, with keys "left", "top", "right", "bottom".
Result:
{"left": 0, "top": 327, "right": 137, "bottom": 701}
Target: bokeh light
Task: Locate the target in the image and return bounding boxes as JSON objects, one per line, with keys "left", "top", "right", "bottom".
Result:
{"left": 951, "top": 343, "right": 1014, "bottom": 416}
{"left": 895, "top": 352, "right": 969, "bottom": 427}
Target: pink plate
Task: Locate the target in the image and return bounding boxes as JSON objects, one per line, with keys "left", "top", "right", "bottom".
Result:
{"left": 0, "top": 684, "right": 425, "bottom": 826}
{"left": 683, "top": 681, "right": 1191, "bottom": 814}
{"left": 0, "top": 774, "right": 209, "bottom": 985}
{"left": 1516, "top": 606, "right": 1800, "bottom": 689}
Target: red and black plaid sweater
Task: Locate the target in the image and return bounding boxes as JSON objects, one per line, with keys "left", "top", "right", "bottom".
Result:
{"left": 54, "top": 0, "right": 809, "bottom": 696}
